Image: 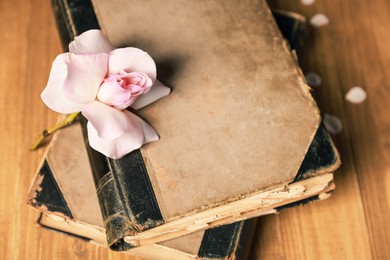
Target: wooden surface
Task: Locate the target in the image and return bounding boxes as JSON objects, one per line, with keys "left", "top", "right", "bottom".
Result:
{"left": 0, "top": 0, "right": 388, "bottom": 259}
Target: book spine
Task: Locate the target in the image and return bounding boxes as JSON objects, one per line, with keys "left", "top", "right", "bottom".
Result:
{"left": 79, "top": 117, "right": 164, "bottom": 250}
{"left": 51, "top": 0, "right": 100, "bottom": 48}
{"left": 51, "top": 0, "right": 73, "bottom": 50}
{"left": 51, "top": 0, "right": 162, "bottom": 250}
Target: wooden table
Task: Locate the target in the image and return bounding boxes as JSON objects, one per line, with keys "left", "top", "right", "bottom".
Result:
{"left": 0, "top": 0, "right": 388, "bottom": 259}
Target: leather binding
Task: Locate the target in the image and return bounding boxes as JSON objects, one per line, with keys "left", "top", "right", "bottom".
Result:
{"left": 50, "top": 0, "right": 337, "bottom": 251}
{"left": 51, "top": 0, "right": 99, "bottom": 50}
{"left": 80, "top": 117, "right": 165, "bottom": 250}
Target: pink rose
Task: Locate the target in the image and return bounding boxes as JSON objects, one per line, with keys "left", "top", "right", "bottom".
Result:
{"left": 97, "top": 71, "right": 153, "bottom": 110}
{"left": 41, "top": 29, "right": 170, "bottom": 159}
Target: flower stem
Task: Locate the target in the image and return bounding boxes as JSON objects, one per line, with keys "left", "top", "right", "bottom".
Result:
{"left": 30, "top": 112, "right": 80, "bottom": 150}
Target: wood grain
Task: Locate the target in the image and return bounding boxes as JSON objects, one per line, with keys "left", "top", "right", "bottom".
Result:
{"left": 0, "top": 0, "right": 388, "bottom": 259}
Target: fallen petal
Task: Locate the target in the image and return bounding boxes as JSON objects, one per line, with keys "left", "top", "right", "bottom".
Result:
{"left": 64, "top": 53, "right": 108, "bottom": 104}
{"left": 69, "top": 29, "right": 114, "bottom": 55}
{"left": 108, "top": 47, "right": 157, "bottom": 82}
{"left": 301, "top": 0, "right": 315, "bottom": 5}
{"left": 345, "top": 86, "right": 367, "bottom": 104}
{"left": 323, "top": 113, "right": 343, "bottom": 134}
{"left": 82, "top": 101, "right": 133, "bottom": 140}
{"left": 41, "top": 53, "right": 85, "bottom": 113}
{"left": 131, "top": 80, "right": 171, "bottom": 110}
{"left": 310, "top": 14, "right": 329, "bottom": 27}
{"left": 87, "top": 111, "right": 158, "bottom": 159}
{"left": 304, "top": 72, "right": 322, "bottom": 87}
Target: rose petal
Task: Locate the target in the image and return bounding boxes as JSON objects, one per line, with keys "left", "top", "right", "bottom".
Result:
{"left": 108, "top": 47, "right": 157, "bottom": 82}
{"left": 323, "top": 113, "right": 343, "bottom": 134}
{"left": 304, "top": 72, "right": 322, "bottom": 87}
{"left": 131, "top": 80, "right": 171, "bottom": 110}
{"left": 112, "top": 96, "right": 138, "bottom": 110}
{"left": 301, "top": 0, "right": 315, "bottom": 5}
{"left": 126, "top": 110, "right": 160, "bottom": 143}
{"left": 97, "top": 80, "right": 132, "bottom": 106}
{"left": 69, "top": 29, "right": 114, "bottom": 55}
{"left": 310, "top": 14, "right": 329, "bottom": 27}
{"left": 345, "top": 86, "right": 367, "bottom": 104}
{"left": 82, "top": 101, "right": 133, "bottom": 140}
{"left": 87, "top": 110, "right": 159, "bottom": 159}
{"left": 41, "top": 53, "right": 85, "bottom": 113}
{"left": 64, "top": 53, "right": 108, "bottom": 104}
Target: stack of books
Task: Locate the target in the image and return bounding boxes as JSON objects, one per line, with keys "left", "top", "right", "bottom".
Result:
{"left": 27, "top": 0, "right": 340, "bottom": 259}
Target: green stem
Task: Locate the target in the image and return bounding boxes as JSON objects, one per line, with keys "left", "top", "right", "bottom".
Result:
{"left": 30, "top": 112, "right": 80, "bottom": 150}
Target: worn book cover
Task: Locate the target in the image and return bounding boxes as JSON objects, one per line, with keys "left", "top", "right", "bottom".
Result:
{"left": 50, "top": 0, "right": 336, "bottom": 250}
{"left": 27, "top": 120, "right": 338, "bottom": 259}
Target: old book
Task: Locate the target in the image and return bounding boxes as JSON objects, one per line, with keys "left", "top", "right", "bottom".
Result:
{"left": 28, "top": 122, "right": 256, "bottom": 260}
{"left": 50, "top": 0, "right": 336, "bottom": 249}
{"left": 27, "top": 120, "right": 338, "bottom": 259}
